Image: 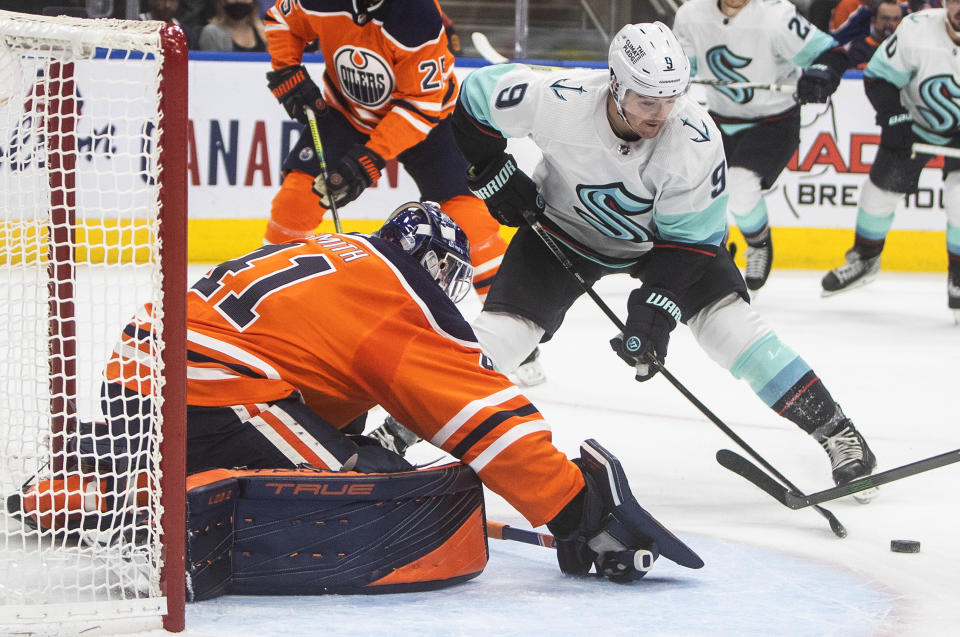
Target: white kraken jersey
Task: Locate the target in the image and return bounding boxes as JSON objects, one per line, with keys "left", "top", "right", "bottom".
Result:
{"left": 458, "top": 65, "right": 729, "bottom": 266}
{"left": 865, "top": 9, "right": 960, "bottom": 145}
{"left": 673, "top": 0, "right": 837, "bottom": 121}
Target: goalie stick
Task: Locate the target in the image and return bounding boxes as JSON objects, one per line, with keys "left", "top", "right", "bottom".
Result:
{"left": 517, "top": 209, "right": 847, "bottom": 538}
{"left": 485, "top": 521, "right": 656, "bottom": 573}
{"left": 717, "top": 447, "right": 960, "bottom": 509}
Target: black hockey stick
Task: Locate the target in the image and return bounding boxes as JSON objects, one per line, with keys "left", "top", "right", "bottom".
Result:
{"left": 519, "top": 209, "right": 847, "bottom": 538}
{"left": 718, "top": 447, "right": 960, "bottom": 509}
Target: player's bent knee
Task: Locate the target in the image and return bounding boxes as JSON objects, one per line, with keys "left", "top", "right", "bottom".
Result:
{"left": 859, "top": 178, "right": 903, "bottom": 217}
{"left": 688, "top": 293, "right": 769, "bottom": 370}
{"left": 185, "top": 463, "right": 487, "bottom": 600}
{"left": 472, "top": 311, "right": 545, "bottom": 374}
{"left": 265, "top": 171, "right": 326, "bottom": 243}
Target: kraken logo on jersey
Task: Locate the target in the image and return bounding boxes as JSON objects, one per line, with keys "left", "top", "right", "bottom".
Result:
{"left": 333, "top": 46, "right": 395, "bottom": 108}
{"left": 705, "top": 45, "right": 753, "bottom": 103}
{"left": 917, "top": 74, "right": 960, "bottom": 135}
{"left": 574, "top": 183, "right": 653, "bottom": 243}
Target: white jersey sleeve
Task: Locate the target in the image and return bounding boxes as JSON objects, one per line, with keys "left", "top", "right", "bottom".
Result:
{"left": 458, "top": 64, "right": 729, "bottom": 266}
{"left": 864, "top": 9, "right": 960, "bottom": 144}
{"left": 673, "top": 0, "right": 837, "bottom": 121}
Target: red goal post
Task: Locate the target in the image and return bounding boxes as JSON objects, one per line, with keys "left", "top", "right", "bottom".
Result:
{"left": 0, "top": 11, "right": 186, "bottom": 634}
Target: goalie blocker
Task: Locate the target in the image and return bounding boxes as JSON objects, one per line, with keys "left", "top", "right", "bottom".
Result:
{"left": 185, "top": 462, "right": 487, "bottom": 600}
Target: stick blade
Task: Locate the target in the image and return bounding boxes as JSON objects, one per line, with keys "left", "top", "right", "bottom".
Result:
{"left": 471, "top": 31, "right": 509, "bottom": 64}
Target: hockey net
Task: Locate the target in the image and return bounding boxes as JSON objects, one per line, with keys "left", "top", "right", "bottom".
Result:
{"left": 0, "top": 11, "right": 186, "bottom": 634}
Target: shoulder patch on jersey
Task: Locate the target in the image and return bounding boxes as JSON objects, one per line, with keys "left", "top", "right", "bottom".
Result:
{"left": 681, "top": 118, "right": 712, "bottom": 142}
{"left": 381, "top": 0, "right": 444, "bottom": 49}
{"left": 548, "top": 78, "right": 587, "bottom": 101}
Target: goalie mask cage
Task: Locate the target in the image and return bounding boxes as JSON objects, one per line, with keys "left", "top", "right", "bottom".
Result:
{"left": 0, "top": 11, "right": 186, "bottom": 635}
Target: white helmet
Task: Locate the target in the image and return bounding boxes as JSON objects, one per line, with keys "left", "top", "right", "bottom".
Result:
{"left": 608, "top": 22, "right": 690, "bottom": 103}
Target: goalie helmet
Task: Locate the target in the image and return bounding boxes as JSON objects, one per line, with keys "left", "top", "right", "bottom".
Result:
{"left": 608, "top": 22, "right": 689, "bottom": 103}
{"left": 376, "top": 201, "right": 474, "bottom": 303}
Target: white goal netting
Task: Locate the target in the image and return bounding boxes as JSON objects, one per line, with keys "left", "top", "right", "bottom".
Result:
{"left": 0, "top": 11, "right": 185, "bottom": 635}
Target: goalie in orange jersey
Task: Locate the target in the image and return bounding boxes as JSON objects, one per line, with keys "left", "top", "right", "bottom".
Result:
{"left": 262, "top": 0, "right": 505, "bottom": 302}
{"left": 8, "top": 202, "right": 702, "bottom": 591}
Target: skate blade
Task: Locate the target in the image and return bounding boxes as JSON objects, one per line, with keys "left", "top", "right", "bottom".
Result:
{"left": 852, "top": 486, "right": 879, "bottom": 504}
{"left": 820, "top": 273, "right": 878, "bottom": 298}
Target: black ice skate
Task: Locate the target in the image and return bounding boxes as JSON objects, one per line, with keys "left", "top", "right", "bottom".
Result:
{"left": 814, "top": 420, "right": 878, "bottom": 503}
{"left": 744, "top": 229, "right": 773, "bottom": 292}
{"left": 821, "top": 249, "right": 880, "bottom": 296}
{"left": 367, "top": 415, "right": 421, "bottom": 456}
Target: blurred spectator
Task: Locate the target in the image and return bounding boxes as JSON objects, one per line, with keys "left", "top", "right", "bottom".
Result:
{"left": 847, "top": 0, "right": 903, "bottom": 68}
{"left": 831, "top": 0, "right": 867, "bottom": 30}
{"left": 832, "top": 0, "right": 909, "bottom": 46}
{"left": 140, "top": 0, "right": 201, "bottom": 49}
{"left": 198, "top": 0, "right": 266, "bottom": 52}
{"left": 179, "top": 0, "right": 214, "bottom": 28}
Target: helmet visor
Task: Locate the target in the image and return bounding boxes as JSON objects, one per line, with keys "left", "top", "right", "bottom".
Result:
{"left": 619, "top": 90, "right": 680, "bottom": 120}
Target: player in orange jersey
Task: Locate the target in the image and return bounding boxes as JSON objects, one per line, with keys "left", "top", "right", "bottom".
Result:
{"left": 262, "top": 0, "right": 505, "bottom": 302}
{"left": 8, "top": 202, "right": 702, "bottom": 584}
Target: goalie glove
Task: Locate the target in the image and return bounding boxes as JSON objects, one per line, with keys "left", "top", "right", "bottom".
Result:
{"left": 466, "top": 153, "right": 544, "bottom": 227}
{"left": 312, "top": 144, "right": 385, "bottom": 209}
{"left": 266, "top": 64, "right": 326, "bottom": 124}
{"left": 610, "top": 286, "right": 681, "bottom": 382}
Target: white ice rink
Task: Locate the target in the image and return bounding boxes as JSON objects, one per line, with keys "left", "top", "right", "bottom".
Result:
{"left": 129, "top": 267, "right": 960, "bottom": 636}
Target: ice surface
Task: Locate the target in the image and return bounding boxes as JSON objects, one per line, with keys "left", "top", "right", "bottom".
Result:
{"left": 129, "top": 268, "right": 960, "bottom": 636}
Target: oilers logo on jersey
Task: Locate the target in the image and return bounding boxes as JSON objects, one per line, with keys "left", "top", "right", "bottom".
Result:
{"left": 333, "top": 46, "right": 395, "bottom": 108}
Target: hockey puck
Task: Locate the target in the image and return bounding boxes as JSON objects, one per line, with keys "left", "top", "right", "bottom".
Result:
{"left": 890, "top": 539, "right": 921, "bottom": 553}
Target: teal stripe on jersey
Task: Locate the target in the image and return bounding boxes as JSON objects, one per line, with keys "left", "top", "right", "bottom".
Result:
{"left": 792, "top": 31, "right": 837, "bottom": 68}
{"left": 729, "top": 330, "right": 808, "bottom": 406}
{"left": 854, "top": 207, "right": 895, "bottom": 241}
{"left": 719, "top": 121, "right": 759, "bottom": 136}
{"left": 914, "top": 126, "right": 954, "bottom": 146}
{"left": 689, "top": 57, "right": 698, "bottom": 77}
{"left": 947, "top": 223, "right": 960, "bottom": 256}
{"left": 731, "top": 198, "right": 769, "bottom": 235}
{"left": 459, "top": 64, "right": 519, "bottom": 136}
{"left": 864, "top": 54, "right": 911, "bottom": 89}
{"left": 656, "top": 195, "right": 728, "bottom": 245}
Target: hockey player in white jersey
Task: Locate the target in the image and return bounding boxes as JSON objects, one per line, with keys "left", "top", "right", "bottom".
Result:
{"left": 820, "top": 6, "right": 960, "bottom": 320}
{"left": 673, "top": 0, "right": 849, "bottom": 291}
{"left": 451, "top": 22, "right": 877, "bottom": 494}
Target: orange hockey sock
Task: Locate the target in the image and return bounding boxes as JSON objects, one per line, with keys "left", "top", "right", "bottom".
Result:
{"left": 264, "top": 170, "right": 327, "bottom": 244}
{"left": 439, "top": 194, "right": 507, "bottom": 301}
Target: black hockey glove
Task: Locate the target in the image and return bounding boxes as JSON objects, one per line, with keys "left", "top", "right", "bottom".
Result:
{"left": 796, "top": 64, "right": 841, "bottom": 104}
{"left": 466, "top": 153, "right": 544, "bottom": 227}
{"left": 312, "top": 144, "right": 385, "bottom": 208}
{"left": 610, "top": 286, "right": 681, "bottom": 382}
{"left": 266, "top": 64, "right": 326, "bottom": 124}
{"left": 879, "top": 112, "right": 915, "bottom": 157}
{"left": 547, "top": 440, "right": 703, "bottom": 582}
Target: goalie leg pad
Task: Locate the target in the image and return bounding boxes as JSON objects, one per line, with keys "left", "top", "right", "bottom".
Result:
{"left": 185, "top": 463, "right": 487, "bottom": 601}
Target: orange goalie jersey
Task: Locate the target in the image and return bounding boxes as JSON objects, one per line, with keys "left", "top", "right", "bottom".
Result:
{"left": 104, "top": 233, "right": 582, "bottom": 526}
{"left": 265, "top": 0, "right": 458, "bottom": 161}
